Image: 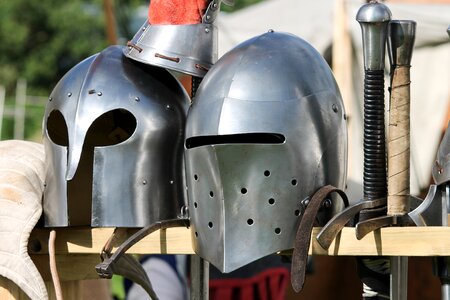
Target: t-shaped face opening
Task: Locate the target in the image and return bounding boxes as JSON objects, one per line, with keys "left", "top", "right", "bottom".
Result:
{"left": 46, "top": 108, "right": 137, "bottom": 225}
{"left": 185, "top": 133, "right": 285, "bottom": 149}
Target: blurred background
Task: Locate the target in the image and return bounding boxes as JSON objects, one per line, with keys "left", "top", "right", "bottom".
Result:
{"left": 0, "top": 0, "right": 260, "bottom": 142}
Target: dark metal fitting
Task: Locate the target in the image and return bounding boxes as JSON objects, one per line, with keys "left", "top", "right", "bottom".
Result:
{"left": 95, "top": 261, "right": 113, "bottom": 279}
{"left": 180, "top": 205, "right": 189, "bottom": 219}
{"left": 332, "top": 104, "right": 338, "bottom": 113}
{"left": 322, "top": 198, "right": 332, "bottom": 209}
{"left": 435, "top": 160, "right": 444, "bottom": 174}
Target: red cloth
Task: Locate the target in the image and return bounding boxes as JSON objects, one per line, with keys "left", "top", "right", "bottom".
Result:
{"left": 149, "top": 0, "right": 208, "bottom": 25}
{"left": 209, "top": 268, "right": 289, "bottom": 300}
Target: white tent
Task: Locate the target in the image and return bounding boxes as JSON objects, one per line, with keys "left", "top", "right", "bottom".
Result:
{"left": 218, "top": 0, "right": 450, "bottom": 198}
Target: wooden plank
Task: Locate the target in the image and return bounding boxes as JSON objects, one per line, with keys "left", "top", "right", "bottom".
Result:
{"left": 30, "top": 226, "right": 450, "bottom": 256}
{"left": 30, "top": 227, "right": 194, "bottom": 255}
{"left": 309, "top": 227, "right": 450, "bottom": 256}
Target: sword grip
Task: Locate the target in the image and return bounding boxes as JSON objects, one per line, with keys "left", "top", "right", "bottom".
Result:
{"left": 363, "top": 69, "right": 388, "bottom": 201}
{"left": 387, "top": 66, "right": 411, "bottom": 215}
{"left": 387, "top": 20, "right": 416, "bottom": 216}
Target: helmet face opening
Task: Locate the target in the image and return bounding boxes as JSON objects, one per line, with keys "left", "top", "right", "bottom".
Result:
{"left": 185, "top": 133, "right": 285, "bottom": 149}
{"left": 46, "top": 108, "right": 138, "bottom": 226}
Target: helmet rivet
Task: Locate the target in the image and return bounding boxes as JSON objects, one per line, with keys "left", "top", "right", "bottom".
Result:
{"left": 301, "top": 197, "right": 310, "bottom": 208}
{"left": 135, "top": 96, "right": 140, "bottom": 102}
{"left": 436, "top": 161, "right": 444, "bottom": 174}
{"left": 142, "top": 180, "right": 147, "bottom": 185}
{"left": 170, "top": 180, "right": 174, "bottom": 184}
{"left": 166, "top": 104, "right": 171, "bottom": 109}
{"left": 213, "top": 3, "right": 218, "bottom": 8}
{"left": 268, "top": 29, "right": 274, "bottom": 33}
{"left": 323, "top": 199, "right": 332, "bottom": 209}
{"left": 205, "top": 28, "right": 210, "bottom": 33}
{"left": 67, "top": 92, "right": 72, "bottom": 97}
{"left": 48, "top": 97, "right": 52, "bottom": 101}
{"left": 97, "top": 92, "right": 103, "bottom": 96}
{"left": 206, "top": 15, "right": 211, "bottom": 20}
{"left": 332, "top": 104, "right": 338, "bottom": 113}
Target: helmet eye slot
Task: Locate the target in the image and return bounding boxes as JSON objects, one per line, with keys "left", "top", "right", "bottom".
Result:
{"left": 47, "top": 110, "right": 69, "bottom": 146}
{"left": 85, "top": 109, "right": 136, "bottom": 147}
{"left": 185, "top": 133, "right": 285, "bottom": 149}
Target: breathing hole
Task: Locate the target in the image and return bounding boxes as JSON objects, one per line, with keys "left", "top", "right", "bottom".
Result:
{"left": 209, "top": 191, "right": 214, "bottom": 197}
{"left": 208, "top": 222, "right": 213, "bottom": 228}
{"left": 195, "top": 232, "right": 198, "bottom": 237}
{"left": 247, "top": 219, "right": 254, "bottom": 226}
{"left": 241, "top": 188, "right": 248, "bottom": 194}
{"left": 275, "top": 228, "right": 281, "bottom": 235}
{"left": 264, "top": 170, "right": 271, "bottom": 177}
{"left": 294, "top": 209, "right": 300, "bottom": 216}
{"left": 194, "top": 174, "right": 198, "bottom": 181}
{"left": 194, "top": 202, "right": 198, "bottom": 208}
{"left": 291, "top": 179, "right": 298, "bottom": 186}
{"left": 268, "top": 198, "right": 275, "bottom": 205}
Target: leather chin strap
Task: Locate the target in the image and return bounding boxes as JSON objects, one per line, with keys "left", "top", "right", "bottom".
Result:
{"left": 96, "top": 219, "right": 190, "bottom": 300}
{"left": 291, "top": 185, "right": 349, "bottom": 292}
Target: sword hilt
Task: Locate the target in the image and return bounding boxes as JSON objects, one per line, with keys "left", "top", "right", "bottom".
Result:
{"left": 357, "top": 1, "right": 391, "bottom": 202}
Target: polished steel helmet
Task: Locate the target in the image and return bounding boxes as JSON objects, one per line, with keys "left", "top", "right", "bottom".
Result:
{"left": 123, "top": 0, "right": 227, "bottom": 77}
{"left": 433, "top": 122, "right": 450, "bottom": 185}
{"left": 185, "top": 31, "right": 348, "bottom": 272}
{"left": 43, "top": 45, "right": 189, "bottom": 227}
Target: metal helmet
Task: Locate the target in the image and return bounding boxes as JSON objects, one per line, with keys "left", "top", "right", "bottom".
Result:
{"left": 433, "top": 122, "right": 450, "bottom": 185}
{"left": 123, "top": 0, "right": 225, "bottom": 77}
{"left": 185, "top": 31, "right": 348, "bottom": 272}
{"left": 42, "top": 45, "right": 189, "bottom": 227}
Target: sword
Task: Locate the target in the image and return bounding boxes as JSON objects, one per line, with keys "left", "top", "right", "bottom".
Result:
{"left": 387, "top": 20, "right": 416, "bottom": 300}
{"left": 353, "top": 20, "right": 416, "bottom": 236}
{"left": 317, "top": 0, "right": 391, "bottom": 248}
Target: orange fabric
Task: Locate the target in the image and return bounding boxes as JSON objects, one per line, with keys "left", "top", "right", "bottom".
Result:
{"left": 148, "top": 0, "right": 208, "bottom": 25}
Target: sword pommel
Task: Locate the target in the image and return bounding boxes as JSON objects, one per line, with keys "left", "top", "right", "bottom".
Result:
{"left": 356, "top": 1, "right": 392, "bottom": 70}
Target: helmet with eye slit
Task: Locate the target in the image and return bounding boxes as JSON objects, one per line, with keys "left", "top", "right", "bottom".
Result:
{"left": 185, "top": 31, "right": 348, "bottom": 273}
